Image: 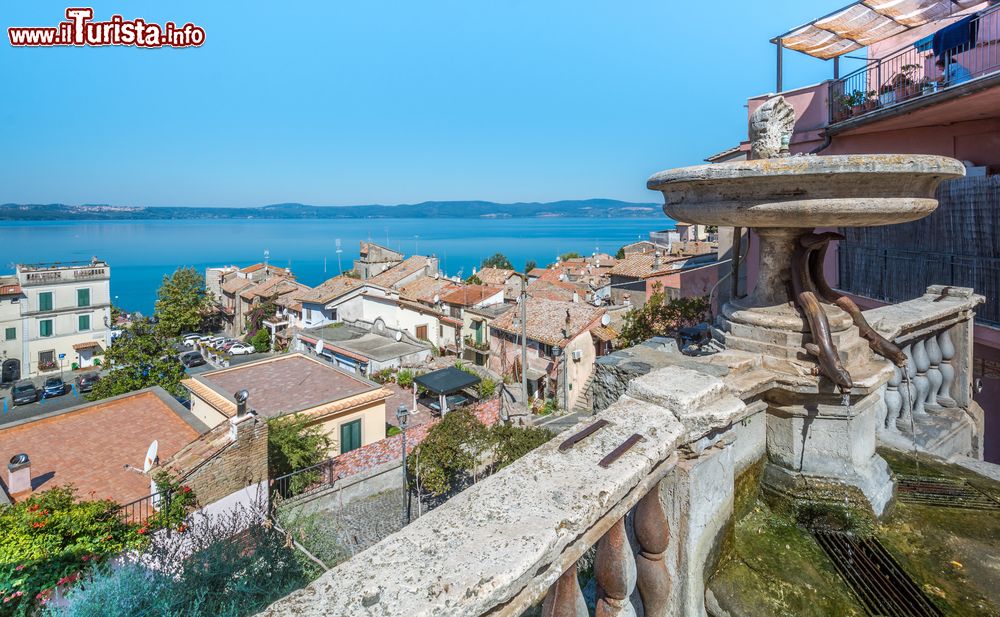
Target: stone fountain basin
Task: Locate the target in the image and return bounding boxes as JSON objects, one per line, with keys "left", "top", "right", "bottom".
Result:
{"left": 646, "top": 154, "right": 966, "bottom": 228}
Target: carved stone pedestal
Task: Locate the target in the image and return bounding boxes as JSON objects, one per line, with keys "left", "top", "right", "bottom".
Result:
{"left": 761, "top": 390, "right": 895, "bottom": 520}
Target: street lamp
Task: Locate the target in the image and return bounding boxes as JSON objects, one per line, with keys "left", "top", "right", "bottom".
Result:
{"left": 395, "top": 403, "right": 410, "bottom": 525}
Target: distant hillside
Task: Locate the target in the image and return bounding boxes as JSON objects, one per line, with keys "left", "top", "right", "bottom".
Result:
{"left": 0, "top": 199, "right": 662, "bottom": 221}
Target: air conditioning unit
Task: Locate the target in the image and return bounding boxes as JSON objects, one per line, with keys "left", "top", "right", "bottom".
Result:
{"left": 571, "top": 349, "right": 583, "bottom": 361}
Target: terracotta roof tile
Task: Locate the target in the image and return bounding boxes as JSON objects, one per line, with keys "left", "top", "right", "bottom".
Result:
{"left": 295, "top": 275, "right": 364, "bottom": 305}
{"left": 475, "top": 267, "right": 515, "bottom": 286}
{"left": 492, "top": 298, "right": 604, "bottom": 346}
{"left": 439, "top": 285, "right": 504, "bottom": 307}
{"left": 187, "top": 353, "right": 383, "bottom": 420}
{"left": 221, "top": 278, "right": 253, "bottom": 294}
{"left": 368, "top": 256, "right": 433, "bottom": 288}
{"left": 399, "top": 277, "right": 457, "bottom": 304}
{"left": 0, "top": 389, "right": 203, "bottom": 504}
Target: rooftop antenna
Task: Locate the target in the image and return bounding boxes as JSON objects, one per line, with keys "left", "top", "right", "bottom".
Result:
{"left": 415, "top": 235, "right": 420, "bottom": 255}
{"left": 336, "top": 238, "right": 343, "bottom": 274}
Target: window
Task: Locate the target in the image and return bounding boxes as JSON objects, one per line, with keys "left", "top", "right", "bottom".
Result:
{"left": 416, "top": 324, "right": 428, "bottom": 340}
{"left": 4, "top": 327, "right": 15, "bottom": 341}
{"left": 77, "top": 288, "right": 90, "bottom": 307}
{"left": 305, "top": 308, "right": 313, "bottom": 322}
{"left": 78, "top": 314, "right": 91, "bottom": 331}
{"left": 39, "top": 319, "right": 53, "bottom": 338}
{"left": 38, "top": 292, "right": 53, "bottom": 312}
{"left": 330, "top": 308, "right": 338, "bottom": 321}
{"left": 340, "top": 419, "right": 362, "bottom": 454}
{"left": 39, "top": 350, "right": 55, "bottom": 367}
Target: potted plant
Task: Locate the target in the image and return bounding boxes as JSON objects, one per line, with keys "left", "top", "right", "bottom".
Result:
{"left": 878, "top": 82, "right": 897, "bottom": 106}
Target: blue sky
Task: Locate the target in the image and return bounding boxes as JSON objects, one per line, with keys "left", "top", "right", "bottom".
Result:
{"left": 0, "top": 1, "right": 859, "bottom": 206}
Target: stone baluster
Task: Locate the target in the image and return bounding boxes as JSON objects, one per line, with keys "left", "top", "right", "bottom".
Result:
{"left": 911, "top": 338, "right": 930, "bottom": 416}
{"left": 595, "top": 516, "right": 637, "bottom": 617}
{"left": 541, "top": 562, "right": 587, "bottom": 617}
{"left": 634, "top": 486, "right": 671, "bottom": 616}
{"left": 937, "top": 328, "right": 957, "bottom": 407}
{"left": 897, "top": 344, "right": 917, "bottom": 431}
{"left": 924, "top": 334, "right": 943, "bottom": 410}
{"left": 884, "top": 365, "right": 903, "bottom": 433}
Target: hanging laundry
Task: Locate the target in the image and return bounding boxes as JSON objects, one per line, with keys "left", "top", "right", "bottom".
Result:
{"left": 932, "top": 14, "right": 978, "bottom": 57}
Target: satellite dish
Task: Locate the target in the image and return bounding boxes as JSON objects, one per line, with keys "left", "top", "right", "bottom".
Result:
{"left": 434, "top": 272, "right": 440, "bottom": 280}
{"left": 143, "top": 440, "right": 159, "bottom": 473}
{"left": 395, "top": 331, "right": 403, "bottom": 342}
{"left": 601, "top": 313, "right": 611, "bottom": 326}
{"left": 315, "top": 338, "right": 324, "bottom": 354}
{"left": 433, "top": 294, "right": 440, "bottom": 304}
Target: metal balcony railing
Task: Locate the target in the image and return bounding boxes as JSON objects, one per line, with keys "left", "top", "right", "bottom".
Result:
{"left": 829, "top": 5, "right": 1000, "bottom": 124}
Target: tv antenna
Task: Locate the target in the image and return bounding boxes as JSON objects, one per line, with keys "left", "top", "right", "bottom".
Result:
{"left": 336, "top": 238, "right": 343, "bottom": 274}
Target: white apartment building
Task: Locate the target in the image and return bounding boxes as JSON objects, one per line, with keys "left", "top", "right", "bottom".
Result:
{"left": 14, "top": 259, "right": 113, "bottom": 376}
{"left": 0, "top": 277, "right": 24, "bottom": 383}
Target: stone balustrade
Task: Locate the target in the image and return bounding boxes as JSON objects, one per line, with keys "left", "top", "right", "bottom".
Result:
{"left": 259, "top": 285, "right": 985, "bottom": 616}
{"left": 864, "top": 285, "right": 985, "bottom": 458}
{"left": 261, "top": 355, "right": 772, "bottom": 616}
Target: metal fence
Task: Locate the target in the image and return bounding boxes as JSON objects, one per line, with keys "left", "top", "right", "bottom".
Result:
{"left": 269, "top": 458, "right": 339, "bottom": 507}
{"left": 109, "top": 488, "right": 173, "bottom": 530}
{"left": 830, "top": 5, "right": 1000, "bottom": 123}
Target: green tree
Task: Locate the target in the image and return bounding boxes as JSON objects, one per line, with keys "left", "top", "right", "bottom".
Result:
{"left": 487, "top": 423, "right": 553, "bottom": 470}
{"left": 88, "top": 318, "right": 187, "bottom": 401}
{"left": 524, "top": 259, "right": 537, "bottom": 273}
{"left": 465, "top": 274, "right": 483, "bottom": 285}
{"left": 154, "top": 267, "right": 213, "bottom": 338}
{"left": 408, "top": 407, "right": 489, "bottom": 497}
{"left": 480, "top": 252, "right": 513, "bottom": 270}
{"left": 617, "top": 284, "right": 710, "bottom": 348}
{"left": 250, "top": 329, "right": 271, "bottom": 353}
{"left": 559, "top": 252, "right": 581, "bottom": 261}
{"left": 615, "top": 246, "right": 626, "bottom": 259}
{"left": 268, "top": 416, "right": 330, "bottom": 495}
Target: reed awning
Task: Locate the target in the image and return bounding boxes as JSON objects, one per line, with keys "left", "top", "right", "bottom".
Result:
{"left": 774, "top": 0, "right": 984, "bottom": 59}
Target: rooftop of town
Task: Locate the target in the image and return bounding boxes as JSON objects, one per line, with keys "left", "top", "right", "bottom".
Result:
{"left": 492, "top": 297, "right": 605, "bottom": 346}
{"left": 0, "top": 388, "right": 207, "bottom": 505}
{"left": 183, "top": 353, "right": 384, "bottom": 419}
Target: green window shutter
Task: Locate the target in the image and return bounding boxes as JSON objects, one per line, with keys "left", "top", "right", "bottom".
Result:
{"left": 340, "top": 419, "right": 362, "bottom": 454}
{"left": 78, "top": 288, "right": 90, "bottom": 307}
{"left": 4, "top": 327, "right": 15, "bottom": 341}
{"left": 39, "top": 320, "right": 53, "bottom": 337}
{"left": 38, "top": 292, "right": 53, "bottom": 312}
{"left": 79, "top": 314, "right": 91, "bottom": 331}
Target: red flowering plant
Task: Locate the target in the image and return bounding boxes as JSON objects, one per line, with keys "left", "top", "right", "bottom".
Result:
{"left": 144, "top": 472, "right": 197, "bottom": 533}
{"left": 0, "top": 487, "right": 144, "bottom": 616}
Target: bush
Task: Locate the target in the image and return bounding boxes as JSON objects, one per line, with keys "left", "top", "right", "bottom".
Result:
{"left": 408, "top": 407, "right": 489, "bottom": 497}
{"left": 250, "top": 329, "right": 271, "bottom": 353}
{"left": 268, "top": 416, "right": 330, "bottom": 496}
{"left": 477, "top": 377, "right": 498, "bottom": 399}
{"left": 386, "top": 423, "right": 402, "bottom": 437}
{"left": 370, "top": 368, "right": 394, "bottom": 384}
{"left": 53, "top": 502, "right": 317, "bottom": 617}
{"left": 488, "top": 424, "right": 554, "bottom": 470}
{"left": 396, "top": 369, "right": 415, "bottom": 389}
{"left": 0, "top": 487, "right": 144, "bottom": 615}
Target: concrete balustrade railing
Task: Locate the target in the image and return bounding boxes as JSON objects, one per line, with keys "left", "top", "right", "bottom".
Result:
{"left": 260, "top": 358, "right": 771, "bottom": 616}
{"left": 865, "top": 285, "right": 985, "bottom": 458}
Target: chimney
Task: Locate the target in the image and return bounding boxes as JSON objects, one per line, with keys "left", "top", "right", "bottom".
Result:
{"left": 653, "top": 251, "right": 662, "bottom": 271}
{"left": 230, "top": 390, "right": 255, "bottom": 443}
{"left": 7, "top": 453, "right": 31, "bottom": 497}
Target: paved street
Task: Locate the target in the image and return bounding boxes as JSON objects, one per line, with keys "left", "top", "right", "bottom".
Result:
{"left": 0, "top": 373, "right": 96, "bottom": 426}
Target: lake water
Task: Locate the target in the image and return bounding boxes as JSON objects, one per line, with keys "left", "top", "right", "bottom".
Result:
{"left": 0, "top": 217, "right": 670, "bottom": 314}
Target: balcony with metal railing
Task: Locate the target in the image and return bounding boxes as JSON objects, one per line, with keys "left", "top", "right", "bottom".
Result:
{"left": 829, "top": 5, "right": 1000, "bottom": 124}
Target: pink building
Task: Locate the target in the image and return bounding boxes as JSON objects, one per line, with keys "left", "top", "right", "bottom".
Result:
{"left": 716, "top": 0, "right": 1000, "bottom": 461}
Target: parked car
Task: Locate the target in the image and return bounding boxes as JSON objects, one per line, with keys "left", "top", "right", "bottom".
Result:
{"left": 219, "top": 340, "right": 240, "bottom": 352}
{"left": 206, "top": 336, "right": 228, "bottom": 347}
{"left": 182, "top": 333, "right": 203, "bottom": 347}
{"left": 42, "top": 377, "right": 66, "bottom": 398}
{"left": 11, "top": 381, "right": 39, "bottom": 406}
{"left": 74, "top": 372, "right": 101, "bottom": 393}
{"left": 229, "top": 343, "right": 255, "bottom": 355}
{"left": 182, "top": 352, "right": 206, "bottom": 368}
{"left": 429, "top": 393, "right": 471, "bottom": 414}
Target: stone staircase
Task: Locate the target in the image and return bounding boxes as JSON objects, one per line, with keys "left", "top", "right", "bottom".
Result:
{"left": 571, "top": 372, "right": 595, "bottom": 416}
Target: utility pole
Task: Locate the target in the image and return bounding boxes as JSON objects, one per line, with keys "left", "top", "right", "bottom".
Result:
{"left": 519, "top": 274, "right": 528, "bottom": 416}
